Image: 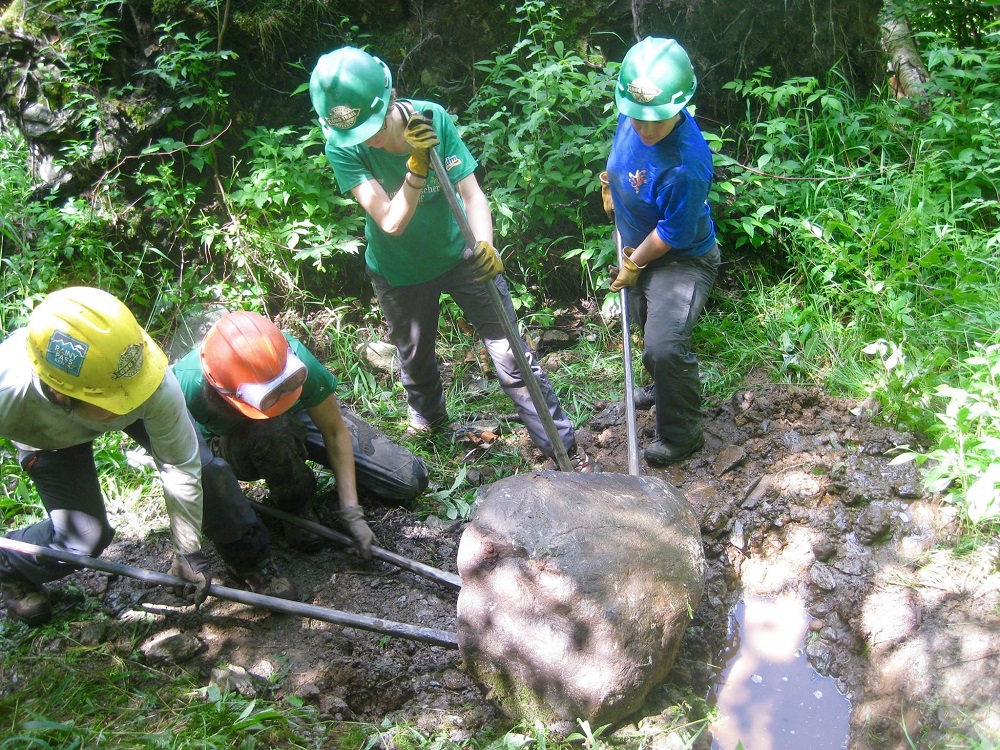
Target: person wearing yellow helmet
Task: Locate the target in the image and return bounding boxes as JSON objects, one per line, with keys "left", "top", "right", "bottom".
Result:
{"left": 603, "top": 38, "right": 720, "bottom": 466}
{"left": 0, "top": 287, "right": 215, "bottom": 625}
{"left": 310, "top": 46, "right": 596, "bottom": 472}
{"left": 171, "top": 311, "right": 429, "bottom": 556}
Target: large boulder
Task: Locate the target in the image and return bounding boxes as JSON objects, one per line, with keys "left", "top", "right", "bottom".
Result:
{"left": 456, "top": 471, "right": 705, "bottom": 726}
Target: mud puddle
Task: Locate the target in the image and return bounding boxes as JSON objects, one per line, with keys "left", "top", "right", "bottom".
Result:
{"left": 709, "top": 593, "right": 850, "bottom": 749}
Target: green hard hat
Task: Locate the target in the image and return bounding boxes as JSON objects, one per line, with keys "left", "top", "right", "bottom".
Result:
{"left": 310, "top": 46, "right": 392, "bottom": 147}
{"left": 615, "top": 37, "right": 697, "bottom": 121}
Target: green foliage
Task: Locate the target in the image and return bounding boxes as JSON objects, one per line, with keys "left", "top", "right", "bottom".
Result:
{"left": 713, "top": 23, "right": 1000, "bottom": 528}
{"left": 464, "top": 0, "right": 619, "bottom": 303}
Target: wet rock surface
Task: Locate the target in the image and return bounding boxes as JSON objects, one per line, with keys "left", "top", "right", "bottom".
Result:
{"left": 4, "top": 382, "right": 999, "bottom": 748}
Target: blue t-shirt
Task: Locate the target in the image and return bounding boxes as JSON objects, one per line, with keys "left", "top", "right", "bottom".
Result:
{"left": 607, "top": 109, "right": 716, "bottom": 259}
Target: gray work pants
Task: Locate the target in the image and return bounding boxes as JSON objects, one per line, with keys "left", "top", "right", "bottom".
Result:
{"left": 628, "top": 245, "right": 720, "bottom": 445}
{"left": 369, "top": 263, "right": 576, "bottom": 458}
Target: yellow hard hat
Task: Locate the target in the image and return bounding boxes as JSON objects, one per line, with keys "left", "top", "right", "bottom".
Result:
{"left": 26, "top": 287, "right": 168, "bottom": 415}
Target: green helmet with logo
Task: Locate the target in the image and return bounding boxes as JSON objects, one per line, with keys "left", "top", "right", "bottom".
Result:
{"left": 310, "top": 46, "right": 392, "bottom": 147}
{"left": 615, "top": 37, "right": 697, "bottom": 121}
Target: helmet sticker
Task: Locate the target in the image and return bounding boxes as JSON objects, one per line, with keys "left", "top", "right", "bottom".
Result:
{"left": 112, "top": 343, "right": 145, "bottom": 380}
{"left": 627, "top": 77, "right": 663, "bottom": 104}
{"left": 45, "top": 331, "right": 89, "bottom": 377}
{"left": 327, "top": 105, "right": 361, "bottom": 131}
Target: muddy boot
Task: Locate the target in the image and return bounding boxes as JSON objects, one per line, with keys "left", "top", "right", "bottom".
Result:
{"left": 1, "top": 573, "right": 52, "bottom": 626}
{"left": 282, "top": 519, "right": 326, "bottom": 553}
{"left": 227, "top": 558, "right": 299, "bottom": 601}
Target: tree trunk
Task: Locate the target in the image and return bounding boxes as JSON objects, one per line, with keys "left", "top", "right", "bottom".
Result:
{"left": 881, "top": 8, "right": 931, "bottom": 100}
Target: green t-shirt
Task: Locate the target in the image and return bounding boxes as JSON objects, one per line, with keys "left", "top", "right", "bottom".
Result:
{"left": 325, "top": 99, "right": 478, "bottom": 287}
{"left": 171, "top": 333, "right": 338, "bottom": 438}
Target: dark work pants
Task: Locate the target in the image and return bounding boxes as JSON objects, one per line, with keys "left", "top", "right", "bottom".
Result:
{"left": 370, "top": 263, "right": 576, "bottom": 458}
{"left": 215, "top": 407, "right": 429, "bottom": 514}
{"left": 628, "top": 245, "right": 720, "bottom": 445}
{"left": 2, "top": 418, "right": 272, "bottom": 585}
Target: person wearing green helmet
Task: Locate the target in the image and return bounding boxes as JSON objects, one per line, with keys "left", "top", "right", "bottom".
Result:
{"left": 603, "top": 37, "right": 720, "bottom": 466}
{"left": 310, "top": 46, "right": 596, "bottom": 472}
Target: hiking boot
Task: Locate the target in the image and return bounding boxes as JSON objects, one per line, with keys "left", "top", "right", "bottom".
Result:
{"left": 282, "top": 520, "right": 326, "bottom": 553}
{"left": 229, "top": 559, "right": 299, "bottom": 601}
{"left": 633, "top": 384, "right": 656, "bottom": 411}
{"left": 644, "top": 434, "right": 705, "bottom": 466}
{"left": 1, "top": 574, "right": 52, "bottom": 627}
{"left": 569, "top": 448, "right": 600, "bottom": 473}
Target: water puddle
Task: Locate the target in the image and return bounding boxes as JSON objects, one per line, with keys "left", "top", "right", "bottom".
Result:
{"left": 709, "top": 593, "right": 851, "bottom": 750}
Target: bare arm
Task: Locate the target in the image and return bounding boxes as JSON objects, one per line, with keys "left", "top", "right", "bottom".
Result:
{"left": 351, "top": 174, "right": 425, "bottom": 237}
{"left": 628, "top": 227, "right": 672, "bottom": 267}
{"left": 305, "top": 393, "right": 360, "bottom": 511}
{"left": 456, "top": 172, "right": 494, "bottom": 245}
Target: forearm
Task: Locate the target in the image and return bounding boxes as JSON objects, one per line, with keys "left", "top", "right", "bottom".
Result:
{"left": 325, "top": 429, "right": 361, "bottom": 509}
{"left": 628, "top": 228, "right": 672, "bottom": 267}
{"left": 458, "top": 175, "right": 494, "bottom": 245}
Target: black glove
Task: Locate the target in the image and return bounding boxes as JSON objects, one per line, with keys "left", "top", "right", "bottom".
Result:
{"left": 403, "top": 112, "right": 439, "bottom": 178}
{"left": 338, "top": 505, "right": 376, "bottom": 560}
{"left": 170, "top": 551, "right": 212, "bottom": 605}
{"left": 468, "top": 241, "right": 503, "bottom": 284}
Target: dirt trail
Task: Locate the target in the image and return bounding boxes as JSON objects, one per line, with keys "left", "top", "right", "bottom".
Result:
{"left": 5, "top": 382, "right": 999, "bottom": 749}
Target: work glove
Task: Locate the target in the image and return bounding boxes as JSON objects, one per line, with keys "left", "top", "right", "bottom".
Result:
{"left": 170, "top": 551, "right": 212, "bottom": 605}
{"left": 339, "top": 505, "right": 376, "bottom": 560}
{"left": 403, "top": 111, "right": 439, "bottom": 178}
{"left": 468, "top": 240, "right": 503, "bottom": 284}
{"left": 610, "top": 248, "right": 645, "bottom": 292}
{"left": 599, "top": 171, "right": 614, "bottom": 218}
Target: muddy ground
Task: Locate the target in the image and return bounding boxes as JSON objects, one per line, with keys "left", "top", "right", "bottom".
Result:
{"left": 6, "top": 372, "right": 1000, "bottom": 749}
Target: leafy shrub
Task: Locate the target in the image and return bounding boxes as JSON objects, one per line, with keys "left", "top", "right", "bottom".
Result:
{"left": 464, "top": 0, "right": 619, "bottom": 304}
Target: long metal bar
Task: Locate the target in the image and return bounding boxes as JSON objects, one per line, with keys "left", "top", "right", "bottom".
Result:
{"left": 0, "top": 537, "right": 458, "bottom": 649}
{"left": 247, "top": 500, "right": 462, "bottom": 591}
{"left": 427, "top": 144, "right": 574, "bottom": 472}
{"left": 614, "top": 227, "right": 641, "bottom": 476}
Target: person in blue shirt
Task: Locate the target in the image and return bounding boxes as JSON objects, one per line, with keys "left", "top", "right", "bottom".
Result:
{"left": 604, "top": 38, "right": 721, "bottom": 465}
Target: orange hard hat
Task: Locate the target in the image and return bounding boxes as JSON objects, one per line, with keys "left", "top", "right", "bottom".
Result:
{"left": 201, "top": 311, "right": 307, "bottom": 419}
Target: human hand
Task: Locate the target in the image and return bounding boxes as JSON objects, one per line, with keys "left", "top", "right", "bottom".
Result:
{"left": 610, "top": 249, "right": 645, "bottom": 292}
{"left": 599, "top": 171, "right": 614, "bottom": 218}
{"left": 339, "top": 505, "right": 376, "bottom": 560}
{"left": 468, "top": 241, "right": 503, "bottom": 284}
{"left": 403, "top": 112, "right": 439, "bottom": 178}
{"left": 170, "top": 551, "right": 212, "bottom": 604}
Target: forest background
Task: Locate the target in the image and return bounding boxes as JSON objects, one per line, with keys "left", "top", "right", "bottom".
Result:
{"left": 0, "top": 0, "right": 999, "bottom": 746}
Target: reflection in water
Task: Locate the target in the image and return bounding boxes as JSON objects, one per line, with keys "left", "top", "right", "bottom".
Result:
{"left": 710, "top": 594, "right": 850, "bottom": 750}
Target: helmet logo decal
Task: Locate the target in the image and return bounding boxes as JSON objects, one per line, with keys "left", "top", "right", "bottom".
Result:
{"left": 629, "top": 169, "right": 649, "bottom": 193}
{"left": 45, "top": 331, "right": 89, "bottom": 377}
{"left": 327, "top": 105, "right": 361, "bottom": 131}
{"left": 112, "top": 343, "right": 144, "bottom": 380}
{"left": 627, "top": 77, "right": 662, "bottom": 104}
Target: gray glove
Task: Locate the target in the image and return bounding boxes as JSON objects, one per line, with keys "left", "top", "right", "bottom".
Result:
{"left": 339, "top": 505, "right": 376, "bottom": 560}
{"left": 170, "top": 551, "right": 212, "bottom": 604}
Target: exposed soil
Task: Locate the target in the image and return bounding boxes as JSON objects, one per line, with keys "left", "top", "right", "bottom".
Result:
{"left": 6, "top": 374, "right": 1000, "bottom": 749}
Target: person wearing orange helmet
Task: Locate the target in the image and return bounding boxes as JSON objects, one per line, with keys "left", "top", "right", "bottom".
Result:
{"left": 171, "top": 310, "right": 428, "bottom": 555}
{"left": 0, "top": 288, "right": 218, "bottom": 626}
